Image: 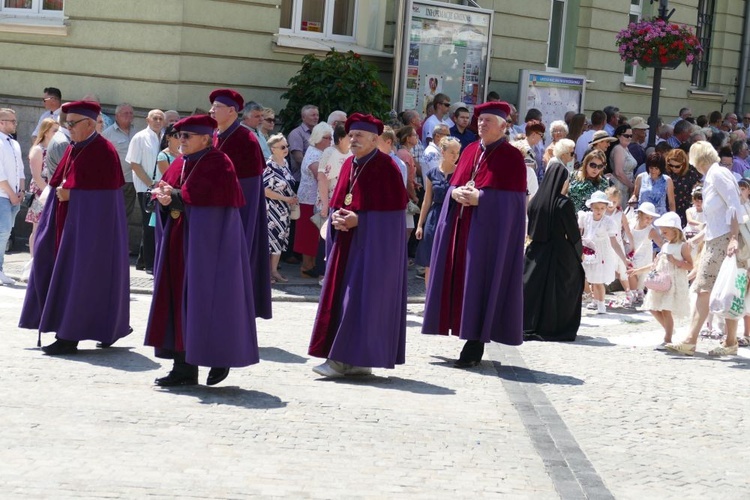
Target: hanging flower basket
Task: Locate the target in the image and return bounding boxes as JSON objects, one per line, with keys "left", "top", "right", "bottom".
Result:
{"left": 616, "top": 17, "right": 703, "bottom": 69}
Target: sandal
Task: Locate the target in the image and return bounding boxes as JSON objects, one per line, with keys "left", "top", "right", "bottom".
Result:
{"left": 272, "top": 274, "right": 288, "bottom": 283}
{"left": 737, "top": 336, "right": 750, "bottom": 347}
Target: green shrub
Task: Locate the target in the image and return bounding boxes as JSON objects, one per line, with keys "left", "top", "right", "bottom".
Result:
{"left": 278, "top": 49, "right": 391, "bottom": 134}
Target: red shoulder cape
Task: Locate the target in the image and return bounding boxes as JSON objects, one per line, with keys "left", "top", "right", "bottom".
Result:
{"left": 330, "top": 150, "right": 408, "bottom": 211}
{"left": 214, "top": 122, "right": 264, "bottom": 179}
{"left": 162, "top": 148, "right": 245, "bottom": 207}
{"left": 450, "top": 139, "right": 526, "bottom": 193}
{"left": 50, "top": 134, "right": 125, "bottom": 190}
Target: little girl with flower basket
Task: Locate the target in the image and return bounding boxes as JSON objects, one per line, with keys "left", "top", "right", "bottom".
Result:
{"left": 628, "top": 212, "right": 693, "bottom": 349}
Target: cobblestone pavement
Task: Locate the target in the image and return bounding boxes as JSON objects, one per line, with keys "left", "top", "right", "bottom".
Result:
{"left": 2, "top": 249, "right": 750, "bottom": 498}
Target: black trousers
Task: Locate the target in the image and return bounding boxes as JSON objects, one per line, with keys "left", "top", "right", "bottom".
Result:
{"left": 136, "top": 192, "right": 155, "bottom": 270}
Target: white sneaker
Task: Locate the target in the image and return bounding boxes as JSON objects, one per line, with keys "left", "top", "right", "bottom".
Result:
{"left": 345, "top": 365, "right": 372, "bottom": 376}
{"left": 0, "top": 270, "right": 15, "bottom": 286}
{"left": 596, "top": 302, "right": 606, "bottom": 314}
{"left": 586, "top": 301, "right": 598, "bottom": 310}
{"left": 312, "top": 360, "right": 345, "bottom": 378}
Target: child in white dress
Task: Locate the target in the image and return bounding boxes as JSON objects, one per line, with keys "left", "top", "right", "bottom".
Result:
{"left": 627, "top": 201, "right": 664, "bottom": 304}
{"left": 629, "top": 212, "right": 692, "bottom": 348}
{"left": 579, "top": 191, "right": 631, "bottom": 314}
{"left": 605, "top": 187, "right": 635, "bottom": 307}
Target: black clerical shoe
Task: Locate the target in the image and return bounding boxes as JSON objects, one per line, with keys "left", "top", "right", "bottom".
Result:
{"left": 206, "top": 367, "right": 230, "bottom": 386}
{"left": 96, "top": 342, "right": 113, "bottom": 348}
{"left": 42, "top": 339, "right": 79, "bottom": 356}
{"left": 154, "top": 371, "right": 198, "bottom": 387}
{"left": 453, "top": 359, "right": 481, "bottom": 369}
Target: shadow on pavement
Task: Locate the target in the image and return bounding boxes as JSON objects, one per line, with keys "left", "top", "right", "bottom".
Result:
{"left": 159, "top": 385, "right": 287, "bottom": 409}
{"left": 259, "top": 346, "right": 307, "bottom": 364}
{"left": 573, "top": 335, "right": 616, "bottom": 347}
{"left": 318, "top": 375, "right": 455, "bottom": 395}
{"left": 55, "top": 347, "right": 161, "bottom": 372}
{"left": 495, "top": 364, "right": 585, "bottom": 386}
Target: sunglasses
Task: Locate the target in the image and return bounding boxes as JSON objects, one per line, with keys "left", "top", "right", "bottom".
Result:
{"left": 588, "top": 163, "right": 605, "bottom": 170}
{"left": 65, "top": 118, "right": 89, "bottom": 128}
{"left": 621, "top": 134, "right": 633, "bottom": 138}
{"left": 668, "top": 162, "right": 682, "bottom": 168}
{"left": 178, "top": 132, "right": 198, "bottom": 139}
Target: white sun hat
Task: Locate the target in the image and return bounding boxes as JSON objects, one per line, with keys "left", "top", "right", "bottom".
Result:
{"left": 585, "top": 190, "right": 613, "bottom": 208}
{"left": 635, "top": 201, "right": 660, "bottom": 218}
{"left": 654, "top": 212, "right": 683, "bottom": 233}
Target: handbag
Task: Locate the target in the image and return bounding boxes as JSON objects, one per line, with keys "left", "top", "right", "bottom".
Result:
{"left": 22, "top": 191, "right": 35, "bottom": 209}
{"left": 289, "top": 203, "right": 300, "bottom": 220}
{"left": 644, "top": 269, "right": 672, "bottom": 292}
{"left": 407, "top": 200, "right": 421, "bottom": 215}
{"left": 310, "top": 212, "right": 324, "bottom": 230}
{"left": 144, "top": 189, "right": 158, "bottom": 213}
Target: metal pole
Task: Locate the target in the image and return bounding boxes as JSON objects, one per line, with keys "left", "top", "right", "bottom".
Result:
{"left": 647, "top": 68, "right": 662, "bottom": 148}
{"left": 646, "top": 0, "right": 670, "bottom": 148}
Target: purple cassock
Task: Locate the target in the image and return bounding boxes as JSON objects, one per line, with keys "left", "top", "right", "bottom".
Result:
{"left": 144, "top": 147, "right": 259, "bottom": 368}
{"left": 308, "top": 149, "right": 408, "bottom": 368}
{"left": 214, "top": 120, "right": 272, "bottom": 320}
{"left": 422, "top": 138, "right": 527, "bottom": 346}
{"left": 19, "top": 133, "right": 130, "bottom": 344}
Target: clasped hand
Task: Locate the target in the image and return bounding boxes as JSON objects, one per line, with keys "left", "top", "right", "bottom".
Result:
{"left": 152, "top": 180, "right": 174, "bottom": 206}
{"left": 331, "top": 208, "right": 358, "bottom": 231}
{"left": 55, "top": 187, "right": 70, "bottom": 202}
{"left": 451, "top": 186, "right": 479, "bottom": 207}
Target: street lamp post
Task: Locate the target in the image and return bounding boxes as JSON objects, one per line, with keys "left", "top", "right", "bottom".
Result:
{"left": 646, "top": 0, "right": 674, "bottom": 148}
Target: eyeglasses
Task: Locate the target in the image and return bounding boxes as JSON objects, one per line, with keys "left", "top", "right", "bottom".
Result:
{"left": 273, "top": 145, "right": 288, "bottom": 150}
{"left": 587, "top": 162, "right": 605, "bottom": 170}
{"left": 211, "top": 102, "right": 230, "bottom": 109}
{"left": 621, "top": 134, "right": 633, "bottom": 139}
{"left": 65, "top": 118, "right": 89, "bottom": 128}
{"left": 0, "top": 119, "right": 17, "bottom": 124}
{"left": 264, "top": 118, "right": 275, "bottom": 123}
{"left": 178, "top": 132, "right": 198, "bottom": 139}
{"left": 744, "top": 116, "right": 750, "bottom": 121}
{"left": 42, "top": 97, "right": 55, "bottom": 102}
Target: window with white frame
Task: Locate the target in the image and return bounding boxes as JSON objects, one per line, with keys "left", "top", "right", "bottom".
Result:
{"left": 1, "top": 0, "right": 63, "bottom": 16}
{"left": 624, "top": 0, "right": 642, "bottom": 81}
{"left": 280, "top": 0, "right": 357, "bottom": 40}
{"left": 546, "top": 0, "right": 567, "bottom": 71}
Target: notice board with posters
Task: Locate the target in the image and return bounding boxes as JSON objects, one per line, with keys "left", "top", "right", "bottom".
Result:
{"left": 398, "top": 0, "right": 493, "bottom": 115}
{"left": 517, "top": 70, "right": 587, "bottom": 129}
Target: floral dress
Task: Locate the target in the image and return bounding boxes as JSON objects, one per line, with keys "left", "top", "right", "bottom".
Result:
{"left": 263, "top": 158, "right": 296, "bottom": 254}
{"left": 672, "top": 167, "right": 702, "bottom": 226}
{"left": 637, "top": 172, "right": 670, "bottom": 215}
{"left": 643, "top": 242, "right": 690, "bottom": 318}
{"left": 568, "top": 176, "right": 610, "bottom": 212}
{"left": 25, "top": 146, "right": 48, "bottom": 224}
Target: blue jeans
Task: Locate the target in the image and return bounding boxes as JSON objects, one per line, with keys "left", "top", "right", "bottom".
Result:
{"left": 0, "top": 197, "right": 21, "bottom": 271}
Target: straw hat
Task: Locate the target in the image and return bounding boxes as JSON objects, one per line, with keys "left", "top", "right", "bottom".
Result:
{"left": 628, "top": 116, "right": 650, "bottom": 130}
{"left": 589, "top": 130, "right": 617, "bottom": 146}
{"left": 654, "top": 212, "right": 683, "bottom": 233}
{"left": 585, "top": 191, "right": 613, "bottom": 208}
{"left": 636, "top": 202, "right": 660, "bottom": 218}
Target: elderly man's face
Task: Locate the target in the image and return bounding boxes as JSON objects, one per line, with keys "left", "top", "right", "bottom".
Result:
{"left": 632, "top": 128, "right": 646, "bottom": 143}
{"left": 165, "top": 111, "right": 180, "bottom": 125}
{"left": 242, "top": 109, "right": 264, "bottom": 129}
{"left": 348, "top": 129, "right": 378, "bottom": 158}
{"left": 116, "top": 106, "right": 134, "bottom": 128}
{"left": 209, "top": 101, "right": 235, "bottom": 125}
{"left": 302, "top": 108, "right": 319, "bottom": 128}
{"left": 179, "top": 132, "right": 211, "bottom": 155}
{"left": 66, "top": 113, "right": 95, "bottom": 143}
{"left": 478, "top": 114, "right": 505, "bottom": 143}
{"left": 147, "top": 111, "right": 165, "bottom": 133}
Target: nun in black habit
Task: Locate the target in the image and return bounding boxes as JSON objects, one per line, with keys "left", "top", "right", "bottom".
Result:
{"left": 523, "top": 162, "right": 585, "bottom": 341}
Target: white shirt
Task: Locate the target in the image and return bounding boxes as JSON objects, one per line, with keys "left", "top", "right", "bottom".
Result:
{"left": 422, "top": 114, "right": 453, "bottom": 145}
{"left": 126, "top": 127, "right": 163, "bottom": 193}
{"left": 575, "top": 129, "right": 596, "bottom": 163}
{"left": 0, "top": 131, "right": 24, "bottom": 199}
{"left": 702, "top": 163, "right": 743, "bottom": 241}
{"left": 32, "top": 108, "right": 61, "bottom": 137}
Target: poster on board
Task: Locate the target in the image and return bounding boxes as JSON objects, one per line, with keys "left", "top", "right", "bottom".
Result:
{"left": 398, "top": 0, "right": 493, "bottom": 116}
{"left": 517, "top": 70, "right": 587, "bottom": 132}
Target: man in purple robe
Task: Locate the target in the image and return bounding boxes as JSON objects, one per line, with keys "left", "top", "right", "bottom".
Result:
{"left": 422, "top": 101, "right": 527, "bottom": 368}
{"left": 145, "top": 115, "right": 258, "bottom": 387}
{"left": 209, "top": 88, "right": 272, "bottom": 320}
{"left": 308, "top": 113, "right": 408, "bottom": 378}
{"left": 19, "top": 100, "right": 130, "bottom": 355}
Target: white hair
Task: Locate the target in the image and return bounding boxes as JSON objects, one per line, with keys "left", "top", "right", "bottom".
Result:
{"left": 689, "top": 141, "right": 720, "bottom": 169}
{"left": 553, "top": 138, "right": 575, "bottom": 158}
{"left": 309, "top": 122, "right": 333, "bottom": 147}
{"left": 549, "top": 120, "right": 568, "bottom": 135}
